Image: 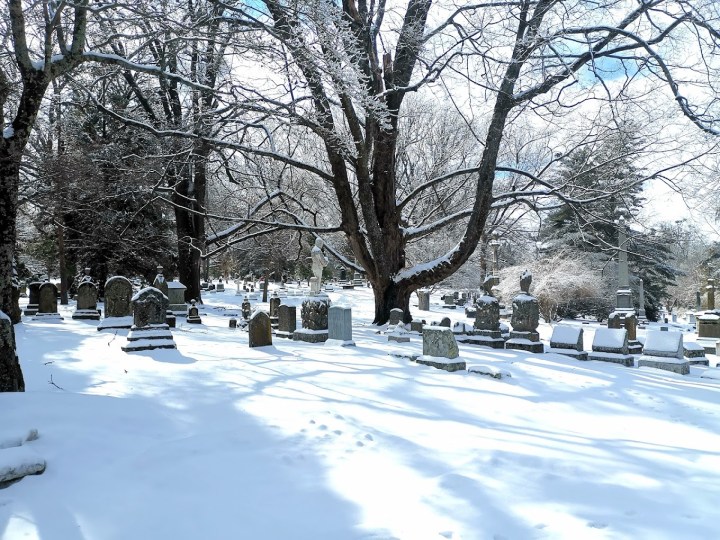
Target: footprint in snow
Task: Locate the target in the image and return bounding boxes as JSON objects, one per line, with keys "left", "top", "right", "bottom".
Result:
{"left": 318, "top": 424, "right": 328, "bottom": 430}
{"left": 309, "top": 419, "right": 316, "bottom": 424}
{"left": 587, "top": 522, "right": 608, "bottom": 529}
{"left": 364, "top": 434, "right": 374, "bottom": 441}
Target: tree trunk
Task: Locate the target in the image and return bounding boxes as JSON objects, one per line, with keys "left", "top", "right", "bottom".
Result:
{"left": 371, "top": 278, "right": 414, "bottom": 325}
{"left": 0, "top": 153, "right": 20, "bottom": 322}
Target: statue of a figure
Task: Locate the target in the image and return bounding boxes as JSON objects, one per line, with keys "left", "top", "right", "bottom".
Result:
{"left": 520, "top": 270, "right": 532, "bottom": 293}
{"left": 310, "top": 238, "right": 329, "bottom": 294}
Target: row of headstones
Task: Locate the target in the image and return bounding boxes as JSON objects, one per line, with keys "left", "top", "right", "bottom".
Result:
{"left": 411, "top": 322, "right": 704, "bottom": 376}
{"left": 243, "top": 298, "right": 355, "bottom": 348}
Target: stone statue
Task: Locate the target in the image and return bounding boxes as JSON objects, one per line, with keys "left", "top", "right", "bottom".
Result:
{"left": 520, "top": 270, "right": 532, "bottom": 293}
{"left": 310, "top": 238, "right": 328, "bottom": 294}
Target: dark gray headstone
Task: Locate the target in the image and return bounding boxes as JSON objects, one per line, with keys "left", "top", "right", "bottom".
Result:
{"left": 104, "top": 276, "right": 133, "bottom": 317}
{"left": 301, "top": 298, "right": 329, "bottom": 331}
{"left": 38, "top": 283, "right": 59, "bottom": 314}
{"left": 269, "top": 293, "right": 281, "bottom": 318}
{"left": 249, "top": 311, "right": 272, "bottom": 347}
{"left": 76, "top": 281, "right": 98, "bottom": 310}
{"left": 475, "top": 295, "right": 500, "bottom": 331}
{"left": 511, "top": 294, "right": 539, "bottom": 332}
{"left": 131, "top": 287, "right": 167, "bottom": 328}
{"left": 439, "top": 317, "right": 451, "bottom": 328}
{"left": 388, "top": 308, "right": 404, "bottom": 326}
{"left": 278, "top": 304, "right": 297, "bottom": 335}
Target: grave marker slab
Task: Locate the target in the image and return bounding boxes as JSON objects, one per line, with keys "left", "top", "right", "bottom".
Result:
{"left": 638, "top": 331, "right": 689, "bottom": 375}
{"left": 248, "top": 311, "right": 272, "bottom": 348}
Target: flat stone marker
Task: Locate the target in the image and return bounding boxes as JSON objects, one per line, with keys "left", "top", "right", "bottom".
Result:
{"left": 638, "top": 331, "right": 689, "bottom": 375}
{"left": 546, "top": 325, "right": 586, "bottom": 360}
{"left": 588, "top": 328, "right": 633, "bottom": 367}
{"left": 328, "top": 306, "right": 354, "bottom": 346}
{"left": 249, "top": 311, "right": 272, "bottom": 348}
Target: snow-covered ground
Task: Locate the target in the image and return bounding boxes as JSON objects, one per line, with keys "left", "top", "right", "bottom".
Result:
{"left": 2, "top": 286, "right": 720, "bottom": 540}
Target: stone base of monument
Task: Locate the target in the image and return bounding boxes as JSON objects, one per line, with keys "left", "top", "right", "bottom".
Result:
{"left": 546, "top": 347, "right": 588, "bottom": 360}
{"left": 23, "top": 305, "right": 38, "bottom": 316}
{"left": 122, "top": 324, "right": 176, "bottom": 352}
{"left": 274, "top": 330, "right": 293, "bottom": 339}
{"left": 587, "top": 351, "right": 634, "bottom": 367}
{"left": 459, "top": 330, "right": 505, "bottom": 349}
{"left": 637, "top": 356, "right": 690, "bottom": 375}
{"left": 325, "top": 338, "right": 356, "bottom": 347}
{"left": 169, "top": 303, "right": 187, "bottom": 315}
{"left": 270, "top": 317, "right": 279, "bottom": 329}
{"left": 413, "top": 355, "right": 466, "bottom": 372}
{"left": 628, "top": 340, "right": 643, "bottom": 354}
{"left": 97, "top": 316, "right": 133, "bottom": 331}
{"left": 696, "top": 338, "right": 718, "bottom": 355}
{"left": 292, "top": 328, "right": 329, "bottom": 343}
{"left": 186, "top": 314, "right": 202, "bottom": 324}
{"left": 166, "top": 313, "right": 176, "bottom": 328}
{"left": 31, "top": 312, "right": 64, "bottom": 322}
{"left": 340, "top": 283, "right": 355, "bottom": 290}
{"left": 505, "top": 331, "right": 544, "bottom": 353}
{"left": 683, "top": 342, "right": 707, "bottom": 364}
{"left": 388, "top": 334, "right": 410, "bottom": 343}
{"left": 72, "top": 309, "right": 100, "bottom": 321}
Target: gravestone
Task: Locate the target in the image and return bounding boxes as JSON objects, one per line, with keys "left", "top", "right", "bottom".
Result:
{"left": 588, "top": 328, "right": 634, "bottom": 367}
{"left": 98, "top": 276, "right": 133, "bottom": 331}
{"left": 415, "top": 326, "right": 465, "bottom": 372}
{"left": 229, "top": 318, "right": 238, "bottom": 329}
{"left": 122, "top": 287, "right": 176, "bottom": 352}
{"left": 638, "top": 331, "right": 689, "bottom": 375}
{"left": 0, "top": 310, "right": 24, "bottom": 391}
{"left": 505, "top": 271, "right": 543, "bottom": 353}
{"left": 410, "top": 320, "right": 424, "bottom": 333}
{"left": 167, "top": 281, "right": 187, "bottom": 314}
{"left": 72, "top": 281, "right": 100, "bottom": 320}
{"left": 216, "top": 283, "right": 225, "bottom": 292}
{"left": 468, "top": 290, "right": 504, "bottom": 349}
{"left": 696, "top": 313, "right": 720, "bottom": 354}
{"left": 546, "top": 325, "right": 586, "bottom": 360}
{"left": 241, "top": 296, "right": 252, "bottom": 320}
{"left": 152, "top": 266, "right": 169, "bottom": 298}
{"left": 248, "top": 311, "right": 272, "bottom": 348}
{"left": 683, "top": 342, "right": 708, "bottom": 365}
{"left": 33, "top": 283, "right": 63, "bottom": 321}
{"left": 439, "top": 316, "right": 451, "bottom": 328}
{"left": 24, "top": 282, "right": 41, "bottom": 316}
{"left": 442, "top": 295, "right": 456, "bottom": 309}
{"left": 186, "top": 300, "right": 202, "bottom": 324}
{"left": 607, "top": 312, "right": 642, "bottom": 353}
{"left": 276, "top": 304, "right": 297, "bottom": 339}
{"left": 269, "top": 292, "right": 281, "bottom": 329}
{"left": 388, "top": 308, "right": 404, "bottom": 326}
{"left": 328, "top": 306, "right": 354, "bottom": 346}
{"left": 293, "top": 296, "right": 330, "bottom": 343}
{"left": 417, "top": 290, "right": 430, "bottom": 311}
{"left": 707, "top": 278, "right": 715, "bottom": 310}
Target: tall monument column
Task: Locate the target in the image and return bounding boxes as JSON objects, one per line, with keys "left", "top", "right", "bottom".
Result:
{"left": 608, "top": 217, "right": 642, "bottom": 353}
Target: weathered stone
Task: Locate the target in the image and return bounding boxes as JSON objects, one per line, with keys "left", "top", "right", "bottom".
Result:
{"left": 328, "top": 306, "right": 354, "bottom": 344}
{"left": 707, "top": 278, "right": 715, "bottom": 310}
{"left": 249, "top": 311, "right": 272, "bottom": 347}
{"left": 510, "top": 294, "right": 539, "bottom": 332}
{"left": 241, "top": 297, "right": 252, "bottom": 320}
{"left": 410, "top": 320, "right": 423, "bottom": 333}
{"left": 442, "top": 295, "right": 456, "bottom": 309}
{"left": 269, "top": 293, "right": 281, "bottom": 318}
{"left": 300, "top": 297, "right": 329, "bottom": 331}
{"left": 439, "top": 317, "right": 451, "bottom": 328}
{"left": 414, "top": 356, "right": 466, "bottom": 372}
{"left": 131, "top": 287, "right": 167, "bottom": 328}
{"left": 37, "top": 283, "right": 58, "bottom": 314}
{"left": 388, "top": 308, "right": 404, "bottom": 326}
{"left": 104, "top": 276, "right": 133, "bottom": 317}
{"left": 475, "top": 295, "right": 500, "bottom": 331}
{"left": 423, "top": 326, "right": 459, "bottom": 359}
{"left": 229, "top": 318, "right": 237, "bottom": 329}
{"left": 0, "top": 311, "right": 24, "bottom": 391}
{"left": 72, "top": 281, "right": 100, "bottom": 321}
{"left": 24, "top": 282, "right": 41, "bottom": 316}
{"left": 608, "top": 311, "right": 641, "bottom": 352}
{"left": 152, "top": 266, "right": 169, "bottom": 298}
{"left": 417, "top": 290, "right": 430, "bottom": 311}
{"left": 167, "top": 281, "right": 187, "bottom": 313}
{"left": 186, "top": 300, "right": 202, "bottom": 324}
{"left": 276, "top": 304, "right": 297, "bottom": 338}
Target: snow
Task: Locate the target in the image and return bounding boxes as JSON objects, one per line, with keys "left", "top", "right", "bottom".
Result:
{"left": 167, "top": 281, "right": 186, "bottom": 289}
{"left": 592, "top": 327, "right": 627, "bottom": 349}
{"left": 131, "top": 286, "right": 166, "bottom": 301}
{"left": 550, "top": 324, "right": 582, "bottom": 345}
{"left": 4, "top": 289, "right": 720, "bottom": 539}
{"left": 0, "top": 309, "right": 10, "bottom": 321}
{"left": 2, "top": 126, "right": 14, "bottom": 139}
{"left": 643, "top": 330, "right": 682, "bottom": 355}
